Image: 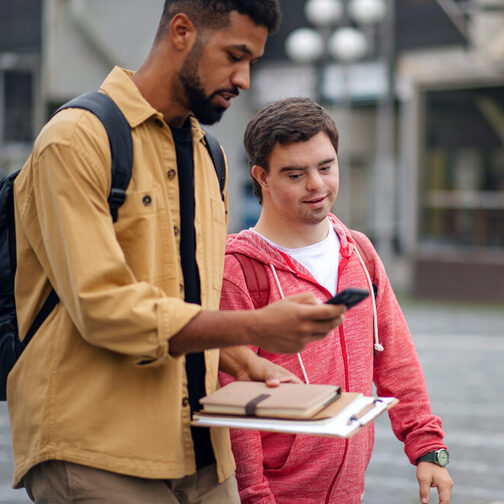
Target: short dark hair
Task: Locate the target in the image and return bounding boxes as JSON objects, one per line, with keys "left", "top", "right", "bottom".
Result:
{"left": 156, "top": 0, "right": 281, "bottom": 41}
{"left": 244, "top": 97, "right": 340, "bottom": 204}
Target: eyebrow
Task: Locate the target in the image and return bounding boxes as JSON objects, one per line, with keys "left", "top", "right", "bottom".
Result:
{"left": 229, "top": 44, "right": 253, "bottom": 56}
{"left": 279, "top": 157, "right": 336, "bottom": 172}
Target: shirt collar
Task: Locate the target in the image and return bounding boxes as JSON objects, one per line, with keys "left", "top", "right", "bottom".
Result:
{"left": 99, "top": 66, "right": 158, "bottom": 128}
{"left": 100, "top": 66, "right": 206, "bottom": 142}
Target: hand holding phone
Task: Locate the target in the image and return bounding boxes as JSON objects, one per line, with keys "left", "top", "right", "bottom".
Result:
{"left": 325, "top": 288, "right": 369, "bottom": 309}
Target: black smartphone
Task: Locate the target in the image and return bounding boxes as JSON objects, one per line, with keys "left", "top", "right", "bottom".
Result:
{"left": 325, "top": 288, "right": 369, "bottom": 309}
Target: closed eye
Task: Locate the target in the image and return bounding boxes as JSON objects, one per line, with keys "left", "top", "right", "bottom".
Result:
{"left": 287, "top": 172, "right": 303, "bottom": 180}
{"left": 228, "top": 52, "right": 243, "bottom": 63}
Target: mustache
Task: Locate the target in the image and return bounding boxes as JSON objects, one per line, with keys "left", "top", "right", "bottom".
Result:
{"left": 212, "top": 87, "right": 240, "bottom": 99}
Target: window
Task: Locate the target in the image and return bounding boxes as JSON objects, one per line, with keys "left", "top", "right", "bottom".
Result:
{"left": 3, "top": 70, "right": 33, "bottom": 143}
{"left": 420, "top": 85, "right": 504, "bottom": 250}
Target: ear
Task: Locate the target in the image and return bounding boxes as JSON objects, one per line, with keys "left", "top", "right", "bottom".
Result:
{"left": 169, "top": 13, "right": 197, "bottom": 51}
{"left": 251, "top": 164, "right": 269, "bottom": 189}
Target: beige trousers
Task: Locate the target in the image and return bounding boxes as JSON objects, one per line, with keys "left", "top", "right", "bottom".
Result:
{"left": 23, "top": 460, "right": 240, "bottom": 504}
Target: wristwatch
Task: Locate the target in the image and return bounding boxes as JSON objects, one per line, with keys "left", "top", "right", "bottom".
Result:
{"left": 416, "top": 449, "right": 449, "bottom": 467}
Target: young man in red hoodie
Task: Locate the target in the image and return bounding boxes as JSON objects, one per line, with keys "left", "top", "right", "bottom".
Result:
{"left": 219, "top": 97, "right": 454, "bottom": 504}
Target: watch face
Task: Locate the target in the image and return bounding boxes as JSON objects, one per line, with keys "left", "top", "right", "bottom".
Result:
{"left": 437, "top": 449, "right": 449, "bottom": 466}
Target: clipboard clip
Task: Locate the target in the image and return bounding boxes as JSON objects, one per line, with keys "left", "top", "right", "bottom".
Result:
{"left": 347, "top": 398, "right": 383, "bottom": 426}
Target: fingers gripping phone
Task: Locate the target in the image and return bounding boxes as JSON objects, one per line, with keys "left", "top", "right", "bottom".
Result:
{"left": 325, "top": 288, "right": 369, "bottom": 309}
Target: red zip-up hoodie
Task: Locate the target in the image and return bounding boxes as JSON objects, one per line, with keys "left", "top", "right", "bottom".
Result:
{"left": 219, "top": 215, "right": 446, "bottom": 504}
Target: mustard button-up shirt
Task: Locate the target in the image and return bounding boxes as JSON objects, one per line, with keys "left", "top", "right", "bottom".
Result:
{"left": 9, "top": 67, "right": 234, "bottom": 486}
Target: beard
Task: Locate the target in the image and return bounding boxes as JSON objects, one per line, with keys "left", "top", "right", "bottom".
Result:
{"left": 177, "top": 41, "right": 236, "bottom": 125}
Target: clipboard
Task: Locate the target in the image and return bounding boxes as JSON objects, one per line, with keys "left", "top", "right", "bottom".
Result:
{"left": 192, "top": 392, "right": 398, "bottom": 439}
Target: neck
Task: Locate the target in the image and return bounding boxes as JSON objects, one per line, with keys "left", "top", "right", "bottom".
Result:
{"left": 254, "top": 211, "right": 330, "bottom": 248}
{"left": 132, "top": 46, "right": 190, "bottom": 127}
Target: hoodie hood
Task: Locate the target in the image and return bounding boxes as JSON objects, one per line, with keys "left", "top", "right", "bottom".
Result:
{"left": 225, "top": 213, "right": 357, "bottom": 273}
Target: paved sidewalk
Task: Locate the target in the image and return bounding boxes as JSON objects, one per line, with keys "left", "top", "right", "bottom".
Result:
{"left": 1, "top": 298, "right": 503, "bottom": 503}
{"left": 364, "top": 297, "right": 504, "bottom": 504}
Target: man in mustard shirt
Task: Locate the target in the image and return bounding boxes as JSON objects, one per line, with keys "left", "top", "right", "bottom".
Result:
{"left": 10, "top": 1, "right": 346, "bottom": 503}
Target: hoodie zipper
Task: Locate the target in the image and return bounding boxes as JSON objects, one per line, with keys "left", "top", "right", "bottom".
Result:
{"left": 273, "top": 252, "right": 352, "bottom": 502}
{"left": 241, "top": 231, "right": 357, "bottom": 502}
{"left": 277, "top": 250, "right": 354, "bottom": 503}
{"left": 324, "top": 251, "right": 351, "bottom": 503}
{"left": 336, "top": 252, "right": 351, "bottom": 392}
{"left": 232, "top": 225, "right": 362, "bottom": 502}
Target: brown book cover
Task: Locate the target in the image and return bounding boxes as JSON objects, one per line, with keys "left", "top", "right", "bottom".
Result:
{"left": 199, "top": 382, "right": 341, "bottom": 419}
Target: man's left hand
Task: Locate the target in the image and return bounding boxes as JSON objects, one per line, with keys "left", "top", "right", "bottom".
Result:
{"left": 219, "top": 346, "right": 302, "bottom": 387}
{"left": 417, "top": 462, "right": 454, "bottom": 504}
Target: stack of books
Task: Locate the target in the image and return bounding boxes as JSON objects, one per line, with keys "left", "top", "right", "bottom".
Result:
{"left": 194, "top": 382, "right": 397, "bottom": 439}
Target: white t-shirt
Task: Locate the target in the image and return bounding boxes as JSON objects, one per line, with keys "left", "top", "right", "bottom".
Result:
{"left": 251, "top": 223, "right": 341, "bottom": 295}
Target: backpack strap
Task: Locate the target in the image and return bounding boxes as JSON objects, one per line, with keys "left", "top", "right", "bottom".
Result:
{"left": 55, "top": 91, "right": 133, "bottom": 222}
{"left": 0, "top": 171, "right": 19, "bottom": 291}
{"left": 232, "top": 253, "right": 270, "bottom": 309}
{"left": 23, "top": 93, "right": 134, "bottom": 346}
{"left": 201, "top": 126, "right": 226, "bottom": 202}
{"left": 23, "top": 290, "right": 60, "bottom": 345}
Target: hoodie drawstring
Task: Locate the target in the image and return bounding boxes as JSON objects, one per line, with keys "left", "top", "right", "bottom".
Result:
{"left": 269, "top": 264, "right": 311, "bottom": 384}
{"left": 353, "top": 246, "right": 384, "bottom": 352}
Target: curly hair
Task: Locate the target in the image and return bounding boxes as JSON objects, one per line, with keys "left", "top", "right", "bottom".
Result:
{"left": 156, "top": 0, "right": 281, "bottom": 41}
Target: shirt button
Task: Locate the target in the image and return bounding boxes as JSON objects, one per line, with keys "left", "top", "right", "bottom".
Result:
{"left": 174, "top": 226, "right": 180, "bottom": 236}
{"left": 182, "top": 397, "right": 189, "bottom": 407}
{"left": 154, "top": 118, "right": 163, "bottom": 127}
{"left": 142, "top": 195, "right": 152, "bottom": 206}
{"left": 167, "top": 169, "right": 176, "bottom": 180}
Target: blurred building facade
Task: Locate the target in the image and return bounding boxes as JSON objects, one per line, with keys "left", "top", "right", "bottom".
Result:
{"left": 1, "top": 0, "right": 503, "bottom": 301}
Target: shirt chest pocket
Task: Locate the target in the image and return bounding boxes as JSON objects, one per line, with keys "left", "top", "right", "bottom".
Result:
{"left": 113, "top": 188, "right": 177, "bottom": 284}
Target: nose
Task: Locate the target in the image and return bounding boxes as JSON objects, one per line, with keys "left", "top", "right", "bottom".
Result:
{"left": 231, "top": 65, "right": 250, "bottom": 91}
{"left": 306, "top": 170, "right": 324, "bottom": 191}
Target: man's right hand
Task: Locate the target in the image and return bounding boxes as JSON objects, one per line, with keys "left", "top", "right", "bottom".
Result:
{"left": 251, "top": 292, "right": 345, "bottom": 354}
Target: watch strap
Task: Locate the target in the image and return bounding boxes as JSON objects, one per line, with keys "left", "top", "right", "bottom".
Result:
{"left": 416, "top": 449, "right": 449, "bottom": 466}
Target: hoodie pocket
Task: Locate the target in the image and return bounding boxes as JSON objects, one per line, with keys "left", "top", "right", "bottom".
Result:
{"left": 262, "top": 432, "right": 297, "bottom": 472}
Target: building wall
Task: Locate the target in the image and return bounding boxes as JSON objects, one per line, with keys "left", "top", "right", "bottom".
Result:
{"left": 0, "top": 0, "right": 42, "bottom": 176}
{"left": 42, "top": 0, "right": 163, "bottom": 103}
{"left": 2, "top": 0, "right": 504, "bottom": 299}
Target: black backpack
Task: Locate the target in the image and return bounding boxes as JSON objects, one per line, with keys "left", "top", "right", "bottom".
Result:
{"left": 0, "top": 91, "right": 225, "bottom": 401}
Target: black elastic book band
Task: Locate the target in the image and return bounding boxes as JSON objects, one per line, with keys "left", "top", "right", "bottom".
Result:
{"left": 245, "top": 393, "right": 270, "bottom": 416}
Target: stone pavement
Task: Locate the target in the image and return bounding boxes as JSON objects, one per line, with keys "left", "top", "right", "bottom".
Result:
{"left": 1, "top": 297, "right": 503, "bottom": 503}
{"left": 364, "top": 297, "right": 504, "bottom": 504}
